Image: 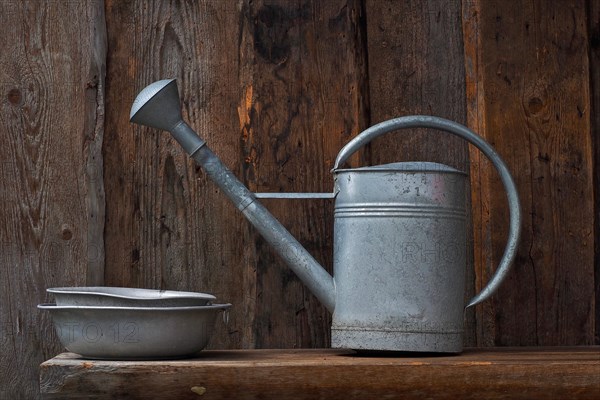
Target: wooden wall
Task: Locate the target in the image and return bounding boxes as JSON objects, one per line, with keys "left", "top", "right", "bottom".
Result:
{"left": 0, "top": 0, "right": 597, "bottom": 397}
{"left": 0, "top": 1, "right": 106, "bottom": 398}
{"left": 464, "top": 0, "right": 596, "bottom": 346}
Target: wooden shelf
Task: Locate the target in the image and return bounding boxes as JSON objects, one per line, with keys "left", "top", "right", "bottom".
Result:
{"left": 40, "top": 347, "right": 600, "bottom": 399}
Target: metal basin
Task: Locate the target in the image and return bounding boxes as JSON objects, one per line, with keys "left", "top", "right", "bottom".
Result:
{"left": 48, "top": 287, "right": 216, "bottom": 307}
{"left": 38, "top": 303, "right": 231, "bottom": 359}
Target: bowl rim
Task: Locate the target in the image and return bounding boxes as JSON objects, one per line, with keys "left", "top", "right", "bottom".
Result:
{"left": 37, "top": 302, "right": 231, "bottom": 311}
{"left": 47, "top": 286, "right": 216, "bottom": 301}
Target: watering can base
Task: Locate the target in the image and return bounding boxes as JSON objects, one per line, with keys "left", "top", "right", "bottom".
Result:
{"left": 331, "top": 328, "right": 463, "bottom": 353}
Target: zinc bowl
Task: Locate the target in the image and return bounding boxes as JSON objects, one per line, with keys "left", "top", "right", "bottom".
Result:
{"left": 38, "top": 303, "right": 231, "bottom": 359}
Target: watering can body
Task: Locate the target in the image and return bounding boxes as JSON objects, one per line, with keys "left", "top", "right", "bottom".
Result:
{"left": 130, "top": 79, "right": 521, "bottom": 353}
{"left": 331, "top": 163, "right": 468, "bottom": 351}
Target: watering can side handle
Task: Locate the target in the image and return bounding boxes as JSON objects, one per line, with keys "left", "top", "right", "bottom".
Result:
{"left": 333, "top": 115, "right": 521, "bottom": 309}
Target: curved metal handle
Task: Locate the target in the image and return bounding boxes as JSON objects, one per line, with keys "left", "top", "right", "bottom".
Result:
{"left": 334, "top": 115, "right": 521, "bottom": 308}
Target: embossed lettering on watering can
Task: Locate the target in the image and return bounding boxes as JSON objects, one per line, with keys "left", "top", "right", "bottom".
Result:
{"left": 130, "top": 79, "right": 521, "bottom": 353}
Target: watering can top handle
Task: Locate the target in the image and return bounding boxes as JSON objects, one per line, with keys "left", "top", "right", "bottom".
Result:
{"left": 333, "top": 115, "right": 522, "bottom": 308}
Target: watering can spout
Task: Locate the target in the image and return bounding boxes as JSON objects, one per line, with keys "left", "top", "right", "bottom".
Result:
{"left": 130, "top": 79, "right": 336, "bottom": 312}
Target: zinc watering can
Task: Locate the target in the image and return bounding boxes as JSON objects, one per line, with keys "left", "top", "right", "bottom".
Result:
{"left": 130, "top": 79, "right": 521, "bottom": 353}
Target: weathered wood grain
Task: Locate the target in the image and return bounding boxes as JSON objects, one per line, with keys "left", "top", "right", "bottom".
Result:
{"left": 462, "top": 0, "right": 497, "bottom": 347}
{"left": 103, "top": 0, "right": 254, "bottom": 349}
{"left": 40, "top": 348, "right": 600, "bottom": 399}
{"left": 364, "top": 0, "right": 469, "bottom": 168}
{"left": 0, "top": 0, "right": 106, "bottom": 397}
{"left": 364, "top": 0, "right": 475, "bottom": 345}
{"left": 103, "top": 0, "right": 368, "bottom": 349}
{"left": 466, "top": 0, "right": 595, "bottom": 345}
{"left": 589, "top": 0, "right": 600, "bottom": 345}
{"left": 239, "top": 0, "right": 369, "bottom": 348}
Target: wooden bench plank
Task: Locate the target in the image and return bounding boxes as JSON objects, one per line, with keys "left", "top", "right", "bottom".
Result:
{"left": 40, "top": 347, "right": 600, "bottom": 399}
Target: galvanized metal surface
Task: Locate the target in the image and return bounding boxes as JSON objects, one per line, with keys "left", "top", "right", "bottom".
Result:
{"left": 38, "top": 303, "right": 231, "bottom": 359}
{"left": 333, "top": 115, "right": 522, "bottom": 309}
{"left": 331, "top": 163, "right": 467, "bottom": 352}
{"left": 329, "top": 117, "right": 521, "bottom": 351}
{"left": 130, "top": 80, "right": 521, "bottom": 353}
{"left": 48, "top": 287, "right": 215, "bottom": 307}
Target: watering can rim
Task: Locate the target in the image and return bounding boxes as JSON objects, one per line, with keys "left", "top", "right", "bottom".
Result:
{"left": 332, "top": 161, "right": 467, "bottom": 175}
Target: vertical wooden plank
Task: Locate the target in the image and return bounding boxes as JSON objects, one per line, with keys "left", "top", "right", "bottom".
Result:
{"left": 468, "top": 0, "right": 595, "bottom": 345}
{"left": 364, "top": 0, "right": 474, "bottom": 345}
{"left": 104, "top": 0, "right": 254, "bottom": 349}
{"left": 104, "top": 0, "right": 368, "bottom": 349}
{"left": 365, "top": 0, "right": 469, "bottom": 168}
{"left": 588, "top": 0, "right": 600, "bottom": 345}
{"left": 0, "top": 0, "right": 106, "bottom": 397}
{"left": 240, "top": 0, "right": 369, "bottom": 348}
{"left": 462, "top": 0, "right": 495, "bottom": 347}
